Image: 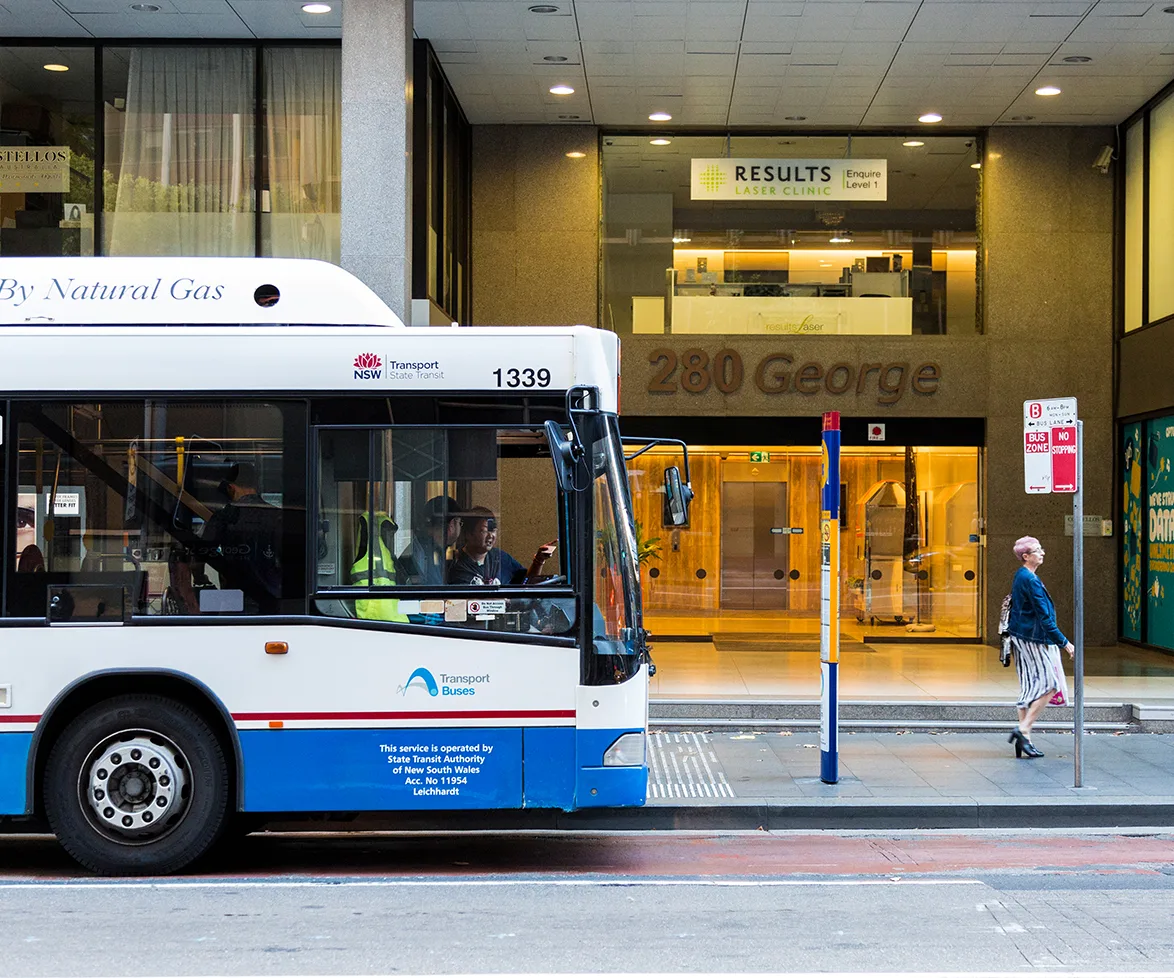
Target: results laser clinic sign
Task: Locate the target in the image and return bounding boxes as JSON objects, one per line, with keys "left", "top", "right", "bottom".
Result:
{"left": 0, "top": 147, "right": 70, "bottom": 193}
{"left": 691, "top": 158, "right": 887, "bottom": 201}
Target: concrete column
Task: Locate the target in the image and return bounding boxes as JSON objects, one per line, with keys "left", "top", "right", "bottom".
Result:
{"left": 341, "top": 0, "right": 412, "bottom": 322}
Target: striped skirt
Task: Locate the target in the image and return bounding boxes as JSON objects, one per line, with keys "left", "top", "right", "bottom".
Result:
{"left": 1010, "top": 635, "right": 1069, "bottom": 709}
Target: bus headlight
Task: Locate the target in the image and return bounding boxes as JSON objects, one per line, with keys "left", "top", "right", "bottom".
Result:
{"left": 602, "top": 732, "right": 645, "bottom": 766}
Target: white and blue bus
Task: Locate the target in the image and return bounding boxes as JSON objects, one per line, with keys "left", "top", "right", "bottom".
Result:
{"left": 0, "top": 258, "right": 685, "bottom": 875}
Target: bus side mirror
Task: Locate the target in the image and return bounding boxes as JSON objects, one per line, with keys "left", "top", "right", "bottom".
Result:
{"left": 545, "top": 420, "right": 581, "bottom": 494}
{"left": 663, "top": 465, "right": 693, "bottom": 527}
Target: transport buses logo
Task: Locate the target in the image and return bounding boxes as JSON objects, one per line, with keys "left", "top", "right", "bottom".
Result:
{"left": 354, "top": 352, "right": 382, "bottom": 380}
{"left": 398, "top": 667, "right": 439, "bottom": 697}
{"left": 397, "top": 667, "right": 490, "bottom": 697}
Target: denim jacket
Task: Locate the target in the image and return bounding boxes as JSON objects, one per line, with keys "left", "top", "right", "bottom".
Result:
{"left": 1008, "top": 565, "right": 1069, "bottom": 647}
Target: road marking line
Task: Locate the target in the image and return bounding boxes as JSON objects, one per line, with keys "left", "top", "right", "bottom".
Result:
{"left": 0, "top": 878, "right": 985, "bottom": 890}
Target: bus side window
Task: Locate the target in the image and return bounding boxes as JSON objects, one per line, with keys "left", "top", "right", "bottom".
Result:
{"left": 5, "top": 400, "right": 304, "bottom": 622}
{"left": 312, "top": 424, "right": 573, "bottom": 635}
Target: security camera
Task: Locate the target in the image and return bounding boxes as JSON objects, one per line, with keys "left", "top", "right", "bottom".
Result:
{"left": 1092, "top": 145, "right": 1114, "bottom": 174}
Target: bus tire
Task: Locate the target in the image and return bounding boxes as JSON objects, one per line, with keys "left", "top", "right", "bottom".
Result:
{"left": 43, "top": 694, "right": 230, "bottom": 876}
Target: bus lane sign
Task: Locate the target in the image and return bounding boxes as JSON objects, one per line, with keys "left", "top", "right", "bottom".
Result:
{"left": 1024, "top": 397, "right": 1078, "bottom": 494}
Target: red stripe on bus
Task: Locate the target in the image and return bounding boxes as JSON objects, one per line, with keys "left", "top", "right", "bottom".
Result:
{"left": 0, "top": 716, "right": 41, "bottom": 724}
{"left": 230, "top": 710, "right": 576, "bottom": 722}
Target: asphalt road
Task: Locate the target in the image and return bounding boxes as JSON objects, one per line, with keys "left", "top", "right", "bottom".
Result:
{"left": 4, "top": 830, "right": 1174, "bottom": 976}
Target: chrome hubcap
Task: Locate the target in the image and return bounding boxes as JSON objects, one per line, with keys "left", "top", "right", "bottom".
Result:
{"left": 81, "top": 731, "right": 190, "bottom": 843}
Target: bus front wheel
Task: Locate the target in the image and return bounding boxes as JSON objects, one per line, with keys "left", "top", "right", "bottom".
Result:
{"left": 44, "top": 694, "right": 230, "bottom": 875}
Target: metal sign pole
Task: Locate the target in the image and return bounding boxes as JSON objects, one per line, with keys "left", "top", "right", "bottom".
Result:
{"left": 820, "top": 411, "right": 841, "bottom": 784}
{"left": 1073, "top": 419, "right": 1085, "bottom": 788}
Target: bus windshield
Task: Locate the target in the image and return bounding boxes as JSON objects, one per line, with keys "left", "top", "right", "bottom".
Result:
{"left": 590, "top": 415, "right": 642, "bottom": 678}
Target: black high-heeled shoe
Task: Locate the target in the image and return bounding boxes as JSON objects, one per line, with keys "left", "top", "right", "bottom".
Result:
{"left": 1021, "top": 739, "right": 1045, "bottom": 758}
{"left": 1008, "top": 727, "right": 1025, "bottom": 758}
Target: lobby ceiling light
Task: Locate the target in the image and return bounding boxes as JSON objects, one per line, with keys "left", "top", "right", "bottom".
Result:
{"left": 43, "top": 64, "right": 69, "bottom": 72}
{"left": 902, "top": 139, "right": 925, "bottom": 147}
{"left": 649, "top": 111, "right": 672, "bottom": 122}
{"left": 565, "top": 151, "right": 586, "bottom": 158}
{"left": 549, "top": 84, "right": 575, "bottom": 95}
{"left": 650, "top": 138, "right": 672, "bottom": 145}
{"left": 301, "top": 2, "right": 331, "bottom": 11}
{"left": 1035, "top": 85, "right": 1062, "bottom": 96}
{"left": 672, "top": 236, "right": 691, "bottom": 243}
{"left": 918, "top": 112, "right": 942, "bottom": 124}
{"left": 829, "top": 233, "right": 853, "bottom": 244}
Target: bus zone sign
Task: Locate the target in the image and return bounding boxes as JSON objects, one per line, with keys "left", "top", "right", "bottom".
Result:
{"left": 1024, "top": 397, "right": 1078, "bottom": 494}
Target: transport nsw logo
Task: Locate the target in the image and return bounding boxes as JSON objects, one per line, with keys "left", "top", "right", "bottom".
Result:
{"left": 354, "top": 352, "right": 382, "bottom": 380}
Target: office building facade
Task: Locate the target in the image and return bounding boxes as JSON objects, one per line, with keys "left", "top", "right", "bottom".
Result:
{"left": 1, "top": 0, "right": 1164, "bottom": 660}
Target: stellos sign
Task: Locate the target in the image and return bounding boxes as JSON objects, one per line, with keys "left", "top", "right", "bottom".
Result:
{"left": 691, "top": 158, "right": 887, "bottom": 201}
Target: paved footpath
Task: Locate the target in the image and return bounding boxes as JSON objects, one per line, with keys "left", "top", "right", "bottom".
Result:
{"left": 625, "top": 728, "right": 1174, "bottom": 830}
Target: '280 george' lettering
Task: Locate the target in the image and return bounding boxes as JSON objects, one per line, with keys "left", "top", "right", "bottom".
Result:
{"left": 648, "top": 349, "right": 942, "bottom": 405}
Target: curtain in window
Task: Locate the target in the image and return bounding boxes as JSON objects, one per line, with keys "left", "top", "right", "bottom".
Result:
{"left": 263, "top": 48, "right": 341, "bottom": 263}
{"left": 106, "top": 47, "right": 254, "bottom": 256}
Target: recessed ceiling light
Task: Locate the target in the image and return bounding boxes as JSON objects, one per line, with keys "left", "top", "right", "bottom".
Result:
{"left": 549, "top": 84, "right": 575, "bottom": 95}
{"left": 971, "top": 162, "right": 982, "bottom": 169}
{"left": 918, "top": 112, "right": 942, "bottom": 124}
{"left": 829, "top": 234, "right": 853, "bottom": 244}
{"left": 130, "top": 2, "right": 160, "bottom": 9}
{"left": 43, "top": 64, "right": 69, "bottom": 72}
{"left": 565, "top": 151, "right": 586, "bottom": 159}
{"left": 1062, "top": 56, "right": 1092, "bottom": 64}
{"left": 528, "top": 4, "right": 560, "bottom": 12}
{"left": 902, "top": 139, "right": 925, "bottom": 147}
{"left": 1010, "top": 115, "right": 1035, "bottom": 121}
{"left": 1164, "top": 4, "right": 1174, "bottom": 11}
{"left": 650, "top": 138, "right": 672, "bottom": 145}
{"left": 301, "top": 2, "right": 331, "bottom": 12}
{"left": 784, "top": 115, "right": 807, "bottom": 121}
{"left": 543, "top": 55, "right": 569, "bottom": 62}
{"left": 1035, "top": 85, "right": 1062, "bottom": 96}
{"left": 649, "top": 111, "right": 672, "bottom": 122}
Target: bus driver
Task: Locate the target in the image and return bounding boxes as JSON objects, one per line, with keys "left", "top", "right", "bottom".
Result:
{"left": 448, "top": 506, "right": 556, "bottom": 586}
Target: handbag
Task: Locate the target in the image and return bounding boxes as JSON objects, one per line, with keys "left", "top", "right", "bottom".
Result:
{"left": 998, "top": 593, "right": 1013, "bottom": 667}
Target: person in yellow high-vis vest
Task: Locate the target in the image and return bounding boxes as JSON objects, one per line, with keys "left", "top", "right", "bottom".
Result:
{"left": 349, "top": 510, "right": 408, "bottom": 622}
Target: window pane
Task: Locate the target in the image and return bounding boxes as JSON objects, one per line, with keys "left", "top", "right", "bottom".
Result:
{"left": 1150, "top": 94, "right": 1174, "bottom": 322}
{"left": 602, "top": 134, "right": 978, "bottom": 336}
{"left": 9, "top": 401, "right": 304, "bottom": 619}
{"left": 1125, "top": 119, "right": 1144, "bottom": 332}
{"left": 103, "top": 47, "right": 255, "bottom": 257}
{"left": 261, "top": 47, "right": 341, "bottom": 263}
{"left": 0, "top": 47, "right": 96, "bottom": 257}
{"left": 315, "top": 425, "right": 569, "bottom": 634}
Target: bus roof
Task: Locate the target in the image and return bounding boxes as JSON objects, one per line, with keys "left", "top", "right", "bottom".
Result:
{"left": 0, "top": 257, "right": 404, "bottom": 327}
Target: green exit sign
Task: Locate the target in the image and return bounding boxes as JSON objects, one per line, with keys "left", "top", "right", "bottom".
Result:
{"left": 749, "top": 451, "right": 771, "bottom": 462}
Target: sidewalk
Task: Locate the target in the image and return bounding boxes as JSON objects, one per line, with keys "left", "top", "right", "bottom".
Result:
{"left": 588, "top": 728, "right": 1174, "bottom": 831}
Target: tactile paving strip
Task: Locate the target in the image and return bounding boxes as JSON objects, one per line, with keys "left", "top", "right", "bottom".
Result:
{"left": 647, "top": 731, "right": 734, "bottom": 799}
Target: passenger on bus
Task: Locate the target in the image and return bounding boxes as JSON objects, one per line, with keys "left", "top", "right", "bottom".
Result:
{"left": 397, "top": 495, "right": 463, "bottom": 586}
{"left": 447, "top": 506, "right": 556, "bottom": 586}
{"left": 197, "top": 461, "right": 282, "bottom": 612}
{"left": 349, "top": 510, "right": 408, "bottom": 622}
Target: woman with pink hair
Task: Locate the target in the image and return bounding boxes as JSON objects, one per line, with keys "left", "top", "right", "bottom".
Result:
{"left": 1006, "top": 536, "right": 1075, "bottom": 758}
